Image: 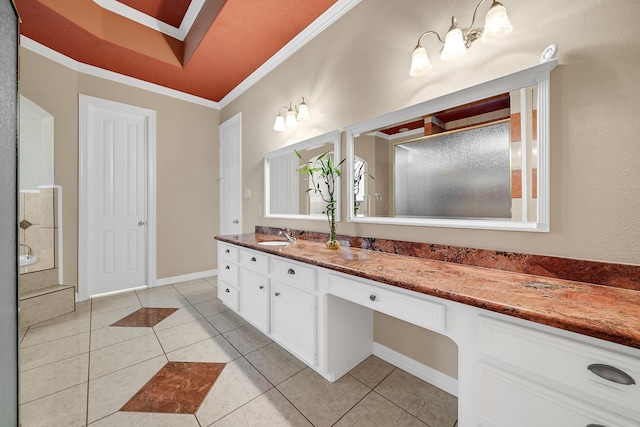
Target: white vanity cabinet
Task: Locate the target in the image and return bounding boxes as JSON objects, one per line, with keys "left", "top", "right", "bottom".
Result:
{"left": 216, "top": 240, "right": 640, "bottom": 426}
{"left": 476, "top": 315, "right": 640, "bottom": 426}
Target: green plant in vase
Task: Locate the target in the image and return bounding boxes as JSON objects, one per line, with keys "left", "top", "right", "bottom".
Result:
{"left": 295, "top": 150, "right": 344, "bottom": 249}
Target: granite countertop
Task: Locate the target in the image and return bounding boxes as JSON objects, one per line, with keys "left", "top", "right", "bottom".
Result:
{"left": 215, "top": 233, "right": 640, "bottom": 351}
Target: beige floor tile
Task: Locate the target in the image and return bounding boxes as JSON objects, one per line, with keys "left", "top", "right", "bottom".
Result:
{"left": 90, "top": 325, "right": 154, "bottom": 351}
{"left": 245, "top": 342, "right": 306, "bottom": 385}
{"left": 211, "top": 388, "right": 312, "bottom": 427}
{"left": 87, "top": 355, "right": 167, "bottom": 424}
{"left": 20, "top": 331, "right": 90, "bottom": 371}
{"left": 195, "top": 358, "right": 272, "bottom": 426}
{"left": 138, "top": 294, "right": 192, "bottom": 309}
{"left": 167, "top": 335, "right": 241, "bottom": 363}
{"left": 203, "top": 276, "right": 218, "bottom": 287}
{"left": 20, "top": 382, "right": 88, "bottom": 427}
{"left": 89, "top": 411, "right": 200, "bottom": 426}
{"left": 153, "top": 306, "right": 204, "bottom": 332}
{"left": 20, "top": 353, "right": 89, "bottom": 404}
{"left": 348, "top": 355, "right": 396, "bottom": 388}
{"left": 89, "top": 333, "right": 164, "bottom": 380}
{"left": 222, "top": 324, "right": 272, "bottom": 355}
{"left": 135, "top": 284, "right": 182, "bottom": 298}
{"left": 91, "top": 305, "right": 144, "bottom": 330}
{"left": 155, "top": 318, "right": 220, "bottom": 353}
{"left": 206, "top": 310, "right": 248, "bottom": 334}
{"left": 375, "top": 369, "right": 458, "bottom": 427}
{"left": 182, "top": 288, "right": 217, "bottom": 305}
{"left": 91, "top": 292, "right": 141, "bottom": 315}
{"left": 193, "top": 298, "right": 229, "bottom": 317}
{"left": 173, "top": 279, "right": 214, "bottom": 295}
{"left": 19, "top": 327, "right": 28, "bottom": 344}
{"left": 29, "top": 300, "right": 91, "bottom": 329}
{"left": 21, "top": 315, "right": 90, "bottom": 348}
{"left": 333, "top": 391, "right": 428, "bottom": 427}
{"left": 277, "top": 368, "right": 370, "bottom": 427}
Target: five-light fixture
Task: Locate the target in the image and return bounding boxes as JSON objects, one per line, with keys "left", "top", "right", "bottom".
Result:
{"left": 273, "top": 97, "right": 310, "bottom": 131}
{"left": 410, "top": 0, "right": 513, "bottom": 77}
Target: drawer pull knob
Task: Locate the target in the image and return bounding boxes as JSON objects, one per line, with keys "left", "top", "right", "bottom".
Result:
{"left": 587, "top": 364, "right": 636, "bottom": 385}
{"left": 287, "top": 268, "right": 295, "bottom": 275}
{"left": 225, "top": 265, "right": 230, "bottom": 270}
{"left": 275, "top": 292, "right": 281, "bottom": 297}
{"left": 369, "top": 294, "right": 376, "bottom": 302}
{"left": 250, "top": 257, "right": 257, "bottom": 262}
{"left": 586, "top": 424, "right": 607, "bottom": 427}
{"left": 225, "top": 288, "right": 230, "bottom": 293}
{"left": 259, "top": 285, "right": 264, "bottom": 290}
{"left": 225, "top": 249, "right": 230, "bottom": 253}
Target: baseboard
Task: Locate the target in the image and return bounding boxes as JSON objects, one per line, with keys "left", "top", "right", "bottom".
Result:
{"left": 372, "top": 341, "right": 458, "bottom": 397}
{"left": 154, "top": 269, "right": 218, "bottom": 287}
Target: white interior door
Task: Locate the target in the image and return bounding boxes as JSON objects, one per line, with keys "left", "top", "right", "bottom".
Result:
{"left": 79, "top": 95, "right": 156, "bottom": 298}
{"left": 219, "top": 113, "right": 242, "bottom": 235}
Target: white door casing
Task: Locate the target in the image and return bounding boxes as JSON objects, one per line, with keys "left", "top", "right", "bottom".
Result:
{"left": 78, "top": 95, "right": 156, "bottom": 300}
{"left": 219, "top": 113, "right": 242, "bottom": 235}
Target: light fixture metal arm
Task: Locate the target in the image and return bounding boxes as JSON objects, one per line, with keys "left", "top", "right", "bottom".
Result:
{"left": 415, "top": 30, "right": 444, "bottom": 48}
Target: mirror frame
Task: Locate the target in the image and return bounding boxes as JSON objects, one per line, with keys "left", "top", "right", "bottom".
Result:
{"left": 345, "top": 60, "right": 557, "bottom": 232}
{"left": 264, "top": 130, "right": 342, "bottom": 221}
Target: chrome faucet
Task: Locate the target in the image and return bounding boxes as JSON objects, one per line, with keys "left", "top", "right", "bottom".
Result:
{"left": 20, "top": 243, "right": 33, "bottom": 258}
{"left": 278, "top": 228, "right": 296, "bottom": 243}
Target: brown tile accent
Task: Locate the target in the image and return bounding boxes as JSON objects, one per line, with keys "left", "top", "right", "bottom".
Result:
{"left": 111, "top": 307, "right": 178, "bottom": 328}
{"left": 121, "top": 362, "right": 225, "bottom": 414}
{"left": 511, "top": 169, "right": 522, "bottom": 198}
{"left": 510, "top": 112, "right": 521, "bottom": 142}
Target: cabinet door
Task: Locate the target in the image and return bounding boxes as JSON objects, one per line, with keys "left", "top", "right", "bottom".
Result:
{"left": 271, "top": 280, "right": 317, "bottom": 366}
{"left": 239, "top": 269, "right": 270, "bottom": 333}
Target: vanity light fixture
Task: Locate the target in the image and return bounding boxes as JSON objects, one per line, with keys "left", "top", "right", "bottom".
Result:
{"left": 273, "top": 97, "right": 310, "bottom": 132}
{"left": 409, "top": 0, "right": 513, "bottom": 77}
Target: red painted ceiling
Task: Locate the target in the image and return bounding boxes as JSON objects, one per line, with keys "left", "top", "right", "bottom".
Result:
{"left": 119, "top": 0, "right": 191, "bottom": 28}
{"left": 15, "top": 0, "right": 338, "bottom": 103}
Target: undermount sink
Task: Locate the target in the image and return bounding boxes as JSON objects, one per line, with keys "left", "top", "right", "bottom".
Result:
{"left": 257, "top": 241, "right": 291, "bottom": 247}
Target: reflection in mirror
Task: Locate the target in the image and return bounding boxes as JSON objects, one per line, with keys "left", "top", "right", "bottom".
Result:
{"left": 18, "top": 96, "right": 58, "bottom": 274}
{"left": 346, "top": 61, "right": 556, "bottom": 231}
{"left": 264, "top": 131, "right": 341, "bottom": 220}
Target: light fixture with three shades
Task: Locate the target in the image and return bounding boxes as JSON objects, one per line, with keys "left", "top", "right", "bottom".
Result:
{"left": 273, "top": 98, "right": 310, "bottom": 132}
{"left": 410, "top": 0, "right": 513, "bottom": 77}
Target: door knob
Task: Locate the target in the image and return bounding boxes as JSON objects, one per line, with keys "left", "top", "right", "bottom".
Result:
{"left": 232, "top": 219, "right": 239, "bottom": 224}
{"left": 138, "top": 220, "right": 145, "bottom": 226}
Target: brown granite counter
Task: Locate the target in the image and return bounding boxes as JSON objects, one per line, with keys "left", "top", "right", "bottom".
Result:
{"left": 215, "top": 233, "right": 640, "bottom": 350}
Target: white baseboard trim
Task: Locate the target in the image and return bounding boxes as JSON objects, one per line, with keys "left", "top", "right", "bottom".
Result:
{"left": 154, "top": 269, "right": 218, "bottom": 287}
{"left": 372, "top": 341, "right": 458, "bottom": 397}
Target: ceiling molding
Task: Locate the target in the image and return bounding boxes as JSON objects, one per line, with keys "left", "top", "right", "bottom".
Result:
{"left": 20, "top": 36, "right": 220, "bottom": 109}
{"left": 92, "top": 0, "right": 205, "bottom": 41}
{"left": 218, "top": 0, "right": 362, "bottom": 109}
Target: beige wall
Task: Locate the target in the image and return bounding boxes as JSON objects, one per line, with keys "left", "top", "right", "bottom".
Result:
{"left": 19, "top": 48, "right": 220, "bottom": 288}
{"left": 221, "top": 0, "right": 640, "bottom": 375}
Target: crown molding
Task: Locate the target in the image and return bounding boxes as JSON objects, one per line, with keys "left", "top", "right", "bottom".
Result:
{"left": 92, "top": 0, "right": 205, "bottom": 41}
{"left": 218, "top": 0, "right": 362, "bottom": 109}
{"left": 20, "top": 36, "right": 220, "bottom": 109}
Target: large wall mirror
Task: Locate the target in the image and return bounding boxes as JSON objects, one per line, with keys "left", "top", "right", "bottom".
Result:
{"left": 345, "top": 61, "right": 557, "bottom": 232}
{"left": 264, "top": 130, "right": 341, "bottom": 221}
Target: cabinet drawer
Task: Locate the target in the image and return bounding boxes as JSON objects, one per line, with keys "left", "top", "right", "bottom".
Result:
{"left": 478, "top": 316, "right": 640, "bottom": 413}
{"left": 328, "top": 273, "right": 446, "bottom": 333}
{"left": 219, "top": 243, "right": 239, "bottom": 263}
{"left": 271, "top": 257, "right": 316, "bottom": 291}
{"left": 218, "top": 281, "right": 239, "bottom": 311}
{"left": 239, "top": 248, "right": 269, "bottom": 273}
{"left": 218, "top": 261, "right": 238, "bottom": 284}
{"left": 478, "top": 363, "right": 638, "bottom": 427}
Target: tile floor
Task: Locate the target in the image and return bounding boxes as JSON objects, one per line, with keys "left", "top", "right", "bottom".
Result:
{"left": 19, "top": 277, "right": 458, "bottom": 426}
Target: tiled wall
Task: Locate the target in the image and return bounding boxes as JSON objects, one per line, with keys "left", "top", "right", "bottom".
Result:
{"left": 18, "top": 187, "right": 57, "bottom": 274}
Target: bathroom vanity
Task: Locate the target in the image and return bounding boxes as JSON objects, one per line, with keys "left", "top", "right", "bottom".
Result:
{"left": 215, "top": 234, "right": 640, "bottom": 427}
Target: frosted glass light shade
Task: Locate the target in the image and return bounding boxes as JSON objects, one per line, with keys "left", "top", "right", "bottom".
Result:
{"left": 286, "top": 109, "right": 297, "bottom": 127}
{"left": 410, "top": 46, "right": 432, "bottom": 76}
{"left": 440, "top": 26, "right": 467, "bottom": 62}
{"left": 481, "top": 1, "right": 513, "bottom": 43}
{"left": 273, "top": 114, "right": 286, "bottom": 132}
{"left": 297, "top": 100, "right": 309, "bottom": 120}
